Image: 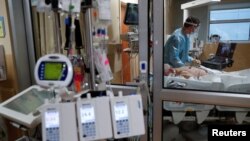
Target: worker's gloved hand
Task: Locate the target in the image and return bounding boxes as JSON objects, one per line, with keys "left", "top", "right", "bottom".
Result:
{"left": 191, "top": 59, "right": 201, "bottom": 67}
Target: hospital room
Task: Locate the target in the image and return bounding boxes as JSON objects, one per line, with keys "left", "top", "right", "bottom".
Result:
{"left": 162, "top": 0, "right": 250, "bottom": 93}
{"left": 155, "top": 0, "right": 250, "bottom": 141}
{"left": 0, "top": 0, "right": 249, "bottom": 141}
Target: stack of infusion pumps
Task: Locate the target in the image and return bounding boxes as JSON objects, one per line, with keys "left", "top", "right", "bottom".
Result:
{"left": 40, "top": 91, "right": 145, "bottom": 141}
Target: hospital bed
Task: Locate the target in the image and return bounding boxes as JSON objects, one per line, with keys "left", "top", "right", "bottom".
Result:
{"left": 163, "top": 67, "right": 250, "bottom": 124}
{"left": 164, "top": 66, "right": 250, "bottom": 92}
{"left": 164, "top": 76, "right": 223, "bottom": 91}
{"left": 163, "top": 102, "right": 214, "bottom": 124}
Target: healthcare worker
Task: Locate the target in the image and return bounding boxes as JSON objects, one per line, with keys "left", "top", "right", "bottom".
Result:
{"left": 164, "top": 16, "right": 201, "bottom": 68}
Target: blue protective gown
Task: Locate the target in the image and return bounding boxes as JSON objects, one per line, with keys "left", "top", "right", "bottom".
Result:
{"left": 164, "top": 28, "right": 193, "bottom": 68}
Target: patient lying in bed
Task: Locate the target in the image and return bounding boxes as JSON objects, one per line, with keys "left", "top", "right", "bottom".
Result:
{"left": 164, "top": 64, "right": 208, "bottom": 79}
{"left": 164, "top": 64, "right": 250, "bottom": 92}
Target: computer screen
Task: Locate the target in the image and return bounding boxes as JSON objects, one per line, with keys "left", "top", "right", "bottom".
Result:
{"left": 216, "top": 42, "right": 236, "bottom": 58}
{"left": 124, "top": 3, "right": 138, "bottom": 25}
{"left": 3, "top": 88, "right": 51, "bottom": 115}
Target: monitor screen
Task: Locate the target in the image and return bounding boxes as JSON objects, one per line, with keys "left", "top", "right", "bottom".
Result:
{"left": 3, "top": 88, "right": 51, "bottom": 115}
{"left": 216, "top": 42, "right": 236, "bottom": 58}
{"left": 38, "top": 61, "right": 68, "bottom": 81}
{"left": 124, "top": 3, "right": 138, "bottom": 25}
{"left": 44, "top": 62, "right": 64, "bottom": 80}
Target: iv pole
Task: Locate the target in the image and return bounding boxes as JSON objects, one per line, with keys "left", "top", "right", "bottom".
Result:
{"left": 83, "top": 8, "right": 96, "bottom": 90}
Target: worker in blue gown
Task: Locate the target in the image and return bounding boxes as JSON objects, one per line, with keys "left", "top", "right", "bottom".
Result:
{"left": 164, "top": 16, "right": 201, "bottom": 68}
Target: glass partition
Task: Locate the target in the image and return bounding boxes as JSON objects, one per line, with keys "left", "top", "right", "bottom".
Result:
{"left": 153, "top": 0, "right": 250, "bottom": 141}
{"left": 162, "top": 0, "right": 250, "bottom": 94}
{"left": 162, "top": 101, "right": 250, "bottom": 141}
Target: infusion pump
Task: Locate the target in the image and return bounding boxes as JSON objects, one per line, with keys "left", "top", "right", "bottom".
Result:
{"left": 110, "top": 92, "right": 145, "bottom": 139}
{"left": 40, "top": 91, "right": 145, "bottom": 141}
{"left": 76, "top": 94, "right": 113, "bottom": 141}
{"left": 41, "top": 102, "right": 78, "bottom": 141}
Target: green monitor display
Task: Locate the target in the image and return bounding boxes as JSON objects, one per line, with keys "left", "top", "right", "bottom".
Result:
{"left": 44, "top": 62, "right": 64, "bottom": 80}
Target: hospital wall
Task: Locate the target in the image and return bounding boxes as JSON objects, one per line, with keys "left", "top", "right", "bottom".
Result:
{"left": 164, "top": 0, "right": 250, "bottom": 42}
{"left": 0, "top": 0, "right": 18, "bottom": 101}
{"left": 0, "top": 0, "right": 24, "bottom": 140}
{"left": 200, "top": 43, "right": 250, "bottom": 71}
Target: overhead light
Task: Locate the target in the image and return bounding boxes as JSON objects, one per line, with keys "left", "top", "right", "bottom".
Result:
{"left": 181, "top": 0, "right": 221, "bottom": 9}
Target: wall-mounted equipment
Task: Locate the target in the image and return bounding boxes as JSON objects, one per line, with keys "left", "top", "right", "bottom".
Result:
{"left": 0, "top": 45, "right": 7, "bottom": 81}
{"left": 0, "top": 17, "right": 5, "bottom": 38}
{"left": 124, "top": 3, "right": 138, "bottom": 26}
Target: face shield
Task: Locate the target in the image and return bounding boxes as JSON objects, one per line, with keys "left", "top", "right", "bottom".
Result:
{"left": 185, "top": 21, "right": 200, "bottom": 36}
{"left": 194, "top": 25, "right": 200, "bottom": 34}
{"left": 192, "top": 25, "right": 200, "bottom": 38}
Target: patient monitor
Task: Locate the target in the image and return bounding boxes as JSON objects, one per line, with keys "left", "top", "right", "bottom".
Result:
{"left": 76, "top": 94, "right": 113, "bottom": 141}
{"left": 110, "top": 92, "right": 145, "bottom": 139}
{"left": 34, "top": 54, "right": 77, "bottom": 141}
{"left": 0, "top": 54, "right": 73, "bottom": 129}
{"left": 34, "top": 54, "right": 73, "bottom": 88}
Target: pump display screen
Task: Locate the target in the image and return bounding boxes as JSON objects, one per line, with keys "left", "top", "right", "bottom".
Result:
{"left": 45, "top": 110, "right": 60, "bottom": 128}
{"left": 114, "top": 101, "right": 129, "bottom": 120}
{"left": 3, "top": 89, "right": 51, "bottom": 115}
{"left": 80, "top": 104, "right": 95, "bottom": 123}
{"left": 38, "top": 62, "right": 68, "bottom": 81}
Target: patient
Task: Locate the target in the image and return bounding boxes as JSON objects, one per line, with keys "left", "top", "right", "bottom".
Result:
{"left": 164, "top": 64, "right": 208, "bottom": 79}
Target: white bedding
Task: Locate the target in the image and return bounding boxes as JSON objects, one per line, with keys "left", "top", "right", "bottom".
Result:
{"left": 164, "top": 66, "right": 250, "bottom": 93}
{"left": 164, "top": 75, "right": 223, "bottom": 91}
{"left": 163, "top": 67, "right": 250, "bottom": 124}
